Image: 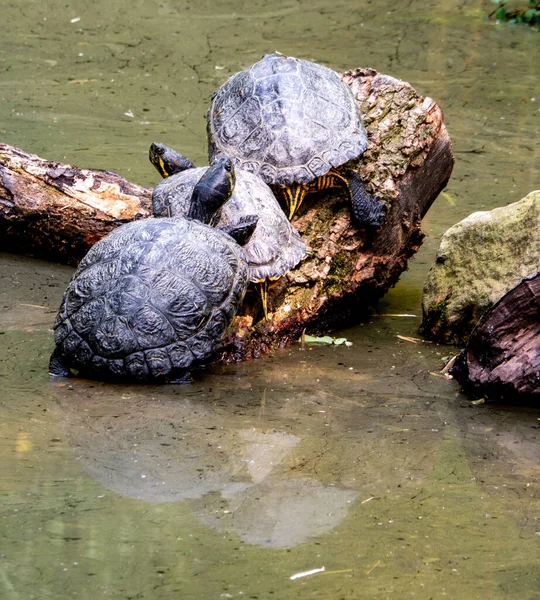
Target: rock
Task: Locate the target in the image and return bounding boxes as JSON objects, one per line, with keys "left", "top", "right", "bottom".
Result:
{"left": 421, "top": 190, "right": 540, "bottom": 345}
{"left": 452, "top": 271, "right": 540, "bottom": 400}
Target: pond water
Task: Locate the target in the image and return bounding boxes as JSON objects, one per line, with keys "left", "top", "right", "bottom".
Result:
{"left": 0, "top": 1, "right": 539, "bottom": 598}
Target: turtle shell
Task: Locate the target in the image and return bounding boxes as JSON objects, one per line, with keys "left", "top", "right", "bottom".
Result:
{"left": 153, "top": 168, "right": 306, "bottom": 282}
{"left": 207, "top": 53, "right": 368, "bottom": 187}
{"left": 52, "top": 218, "right": 249, "bottom": 381}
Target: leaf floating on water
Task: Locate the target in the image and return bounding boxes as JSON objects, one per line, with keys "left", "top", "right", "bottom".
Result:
{"left": 440, "top": 191, "right": 456, "bottom": 206}
{"left": 300, "top": 335, "right": 352, "bottom": 345}
{"left": 303, "top": 335, "right": 334, "bottom": 344}
{"left": 19, "top": 303, "right": 48, "bottom": 309}
{"left": 374, "top": 313, "right": 417, "bottom": 318}
{"left": 16, "top": 432, "right": 33, "bottom": 453}
{"left": 366, "top": 560, "right": 381, "bottom": 575}
{"left": 429, "top": 371, "right": 447, "bottom": 379}
{"left": 440, "top": 355, "right": 458, "bottom": 379}
{"left": 471, "top": 397, "right": 486, "bottom": 405}
{"left": 321, "top": 568, "right": 353, "bottom": 576}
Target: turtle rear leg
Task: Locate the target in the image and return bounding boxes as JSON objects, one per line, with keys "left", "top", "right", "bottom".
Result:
{"left": 49, "top": 347, "right": 71, "bottom": 377}
{"left": 165, "top": 370, "right": 192, "bottom": 385}
{"left": 278, "top": 184, "right": 310, "bottom": 220}
{"left": 343, "top": 170, "right": 387, "bottom": 230}
{"left": 258, "top": 280, "right": 269, "bottom": 321}
{"left": 219, "top": 214, "right": 259, "bottom": 246}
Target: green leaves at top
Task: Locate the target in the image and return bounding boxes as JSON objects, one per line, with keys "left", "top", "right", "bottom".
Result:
{"left": 488, "top": 0, "right": 540, "bottom": 27}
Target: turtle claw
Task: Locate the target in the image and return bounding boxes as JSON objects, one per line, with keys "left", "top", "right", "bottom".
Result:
{"left": 165, "top": 371, "right": 192, "bottom": 385}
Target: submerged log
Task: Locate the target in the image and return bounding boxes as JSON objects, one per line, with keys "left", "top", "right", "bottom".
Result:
{"left": 452, "top": 272, "right": 540, "bottom": 400}
{"left": 0, "top": 68, "right": 454, "bottom": 362}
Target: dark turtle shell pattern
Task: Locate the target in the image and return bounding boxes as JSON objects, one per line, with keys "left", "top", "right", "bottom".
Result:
{"left": 52, "top": 218, "right": 249, "bottom": 380}
{"left": 207, "top": 53, "right": 368, "bottom": 187}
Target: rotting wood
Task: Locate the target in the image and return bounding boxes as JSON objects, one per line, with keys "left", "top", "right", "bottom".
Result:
{"left": 0, "top": 144, "right": 152, "bottom": 265}
{"left": 452, "top": 272, "right": 540, "bottom": 400}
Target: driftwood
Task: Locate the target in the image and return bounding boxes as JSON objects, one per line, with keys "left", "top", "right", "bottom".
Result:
{"left": 452, "top": 272, "right": 540, "bottom": 400}
{"left": 0, "top": 68, "right": 454, "bottom": 362}
{"left": 0, "top": 146, "right": 152, "bottom": 265}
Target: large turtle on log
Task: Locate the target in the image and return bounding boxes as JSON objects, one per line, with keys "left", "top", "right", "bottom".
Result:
{"left": 206, "top": 52, "right": 386, "bottom": 229}
{"left": 149, "top": 142, "right": 306, "bottom": 319}
{"left": 49, "top": 159, "right": 258, "bottom": 383}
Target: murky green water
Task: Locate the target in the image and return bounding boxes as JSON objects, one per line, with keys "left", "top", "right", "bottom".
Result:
{"left": 1, "top": 1, "right": 539, "bottom": 598}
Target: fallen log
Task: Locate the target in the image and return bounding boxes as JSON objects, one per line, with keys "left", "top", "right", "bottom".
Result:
{"left": 452, "top": 272, "right": 540, "bottom": 400}
{"left": 0, "top": 145, "right": 152, "bottom": 265}
{"left": 0, "top": 68, "right": 454, "bottom": 362}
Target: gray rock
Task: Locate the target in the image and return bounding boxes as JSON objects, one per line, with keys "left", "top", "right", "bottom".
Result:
{"left": 421, "top": 190, "right": 540, "bottom": 344}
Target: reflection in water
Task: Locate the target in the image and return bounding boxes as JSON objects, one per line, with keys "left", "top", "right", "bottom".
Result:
{"left": 54, "top": 393, "right": 358, "bottom": 548}
{"left": 198, "top": 478, "right": 357, "bottom": 548}
{"left": 1, "top": 281, "right": 539, "bottom": 597}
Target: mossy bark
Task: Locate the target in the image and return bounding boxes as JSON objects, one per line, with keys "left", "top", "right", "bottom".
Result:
{"left": 221, "top": 68, "right": 454, "bottom": 360}
{"left": 0, "top": 68, "right": 454, "bottom": 361}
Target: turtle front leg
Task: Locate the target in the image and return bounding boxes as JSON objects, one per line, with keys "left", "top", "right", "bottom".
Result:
{"left": 49, "top": 347, "right": 71, "bottom": 377}
{"left": 342, "top": 170, "right": 387, "bottom": 230}
{"left": 219, "top": 214, "right": 259, "bottom": 246}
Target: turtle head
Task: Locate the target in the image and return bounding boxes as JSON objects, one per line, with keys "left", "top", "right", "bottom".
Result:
{"left": 187, "top": 157, "right": 236, "bottom": 225}
{"left": 149, "top": 142, "right": 195, "bottom": 178}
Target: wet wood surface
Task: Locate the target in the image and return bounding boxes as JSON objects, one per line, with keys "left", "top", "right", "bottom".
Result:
{"left": 452, "top": 272, "right": 540, "bottom": 400}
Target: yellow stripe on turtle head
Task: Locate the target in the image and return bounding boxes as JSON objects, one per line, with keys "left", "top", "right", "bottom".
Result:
{"left": 157, "top": 157, "right": 170, "bottom": 178}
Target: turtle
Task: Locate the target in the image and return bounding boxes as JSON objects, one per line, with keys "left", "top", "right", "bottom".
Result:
{"left": 149, "top": 142, "right": 306, "bottom": 319}
{"left": 206, "top": 52, "right": 387, "bottom": 228}
{"left": 49, "top": 158, "right": 258, "bottom": 383}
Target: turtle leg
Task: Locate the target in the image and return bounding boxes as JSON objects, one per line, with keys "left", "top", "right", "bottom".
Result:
{"left": 341, "top": 170, "right": 387, "bottom": 230}
{"left": 49, "top": 347, "right": 71, "bottom": 377}
{"left": 279, "top": 184, "right": 310, "bottom": 220}
{"left": 165, "top": 371, "right": 192, "bottom": 385}
{"left": 258, "top": 280, "right": 269, "bottom": 321}
{"left": 219, "top": 214, "right": 259, "bottom": 246}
